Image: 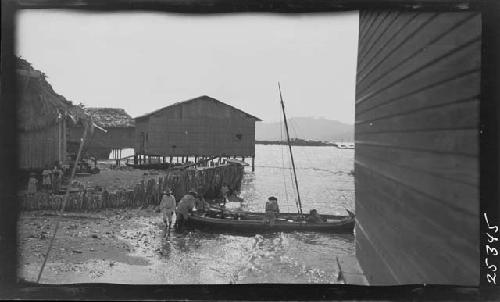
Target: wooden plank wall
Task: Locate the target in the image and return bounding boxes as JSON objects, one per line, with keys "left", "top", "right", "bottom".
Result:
{"left": 69, "top": 126, "right": 135, "bottom": 149}
{"left": 139, "top": 101, "right": 256, "bottom": 157}
{"left": 18, "top": 122, "right": 64, "bottom": 170}
{"left": 355, "top": 11, "right": 481, "bottom": 285}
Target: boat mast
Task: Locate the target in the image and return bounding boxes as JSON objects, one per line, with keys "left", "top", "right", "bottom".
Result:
{"left": 278, "top": 82, "right": 303, "bottom": 216}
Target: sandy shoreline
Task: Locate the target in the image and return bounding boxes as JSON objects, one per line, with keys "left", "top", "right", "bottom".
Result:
{"left": 18, "top": 208, "right": 176, "bottom": 284}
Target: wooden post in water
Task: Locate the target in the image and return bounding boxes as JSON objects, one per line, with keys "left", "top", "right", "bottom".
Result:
{"left": 252, "top": 156, "right": 255, "bottom": 172}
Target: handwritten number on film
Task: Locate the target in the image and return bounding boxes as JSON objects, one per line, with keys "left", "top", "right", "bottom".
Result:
{"left": 484, "top": 213, "right": 498, "bottom": 284}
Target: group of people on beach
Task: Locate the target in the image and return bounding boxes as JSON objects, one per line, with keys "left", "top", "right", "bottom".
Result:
{"left": 159, "top": 187, "right": 211, "bottom": 231}
{"left": 27, "top": 163, "right": 65, "bottom": 196}
{"left": 159, "top": 182, "right": 245, "bottom": 231}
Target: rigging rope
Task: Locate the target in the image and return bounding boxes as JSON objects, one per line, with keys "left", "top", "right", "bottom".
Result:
{"left": 287, "top": 118, "right": 346, "bottom": 207}
{"left": 279, "top": 107, "right": 290, "bottom": 205}
{"left": 278, "top": 82, "right": 303, "bottom": 216}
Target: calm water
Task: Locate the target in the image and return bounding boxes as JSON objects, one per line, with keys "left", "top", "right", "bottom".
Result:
{"left": 115, "top": 145, "right": 355, "bottom": 283}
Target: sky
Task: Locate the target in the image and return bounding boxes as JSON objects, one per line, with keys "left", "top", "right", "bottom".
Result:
{"left": 17, "top": 10, "right": 359, "bottom": 124}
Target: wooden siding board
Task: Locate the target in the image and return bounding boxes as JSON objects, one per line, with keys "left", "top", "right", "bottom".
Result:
{"left": 356, "top": 99, "right": 479, "bottom": 134}
{"left": 357, "top": 11, "right": 391, "bottom": 60}
{"left": 356, "top": 12, "right": 436, "bottom": 87}
{"left": 356, "top": 144, "right": 478, "bottom": 186}
{"left": 356, "top": 71, "right": 480, "bottom": 121}
{"left": 355, "top": 223, "right": 399, "bottom": 285}
{"left": 19, "top": 123, "right": 61, "bottom": 170}
{"left": 357, "top": 12, "right": 418, "bottom": 76}
{"left": 358, "top": 14, "right": 481, "bottom": 97}
{"left": 144, "top": 108, "right": 255, "bottom": 157}
{"left": 355, "top": 168, "right": 479, "bottom": 284}
{"left": 71, "top": 127, "right": 135, "bottom": 149}
{"left": 355, "top": 200, "right": 447, "bottom": 284}
{"left": 357, "top": 11, "right": 401, "bottom": 71}
{"left": 356, "top": 129, "right": 478, "bottom": 156}
{"left": 355, "top": 16, "right": 481, "bottom": 287}
{"left": 356, "top": 151, "right": 477, "bottom": 218}
{"left": 356, "top": 164, "right": 478, "bottom": 256}
{"left": 358, "top": 11, "right": 380, "bottom": 46}
{"left": 357, "top": 11, "right": 372, "bottom": 39}
{"left": 357, "top": 40, "right": 481, "bottom": 113}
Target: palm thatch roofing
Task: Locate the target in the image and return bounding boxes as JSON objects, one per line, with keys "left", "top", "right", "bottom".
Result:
{"left": 85, "top": 108, "right": 135, "bottom": 128}
{"left": 17, "top": 57, "right": 90, "bottom": 131}
{"left": 135, "top": 95, "right": 262, "bottom": 122}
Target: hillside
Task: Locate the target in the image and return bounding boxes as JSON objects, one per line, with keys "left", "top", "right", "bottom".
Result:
{"left": 255, "top": 117, "right": 354, "bottom": 142}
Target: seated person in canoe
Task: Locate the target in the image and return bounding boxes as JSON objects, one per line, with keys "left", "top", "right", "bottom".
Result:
{"left": 265, "top": 196, "right": 280, "bottom": 224}
{"left": 306, "top": 209, "right": 325, "bottom": 223}
{"left": 195, "top": 188, "right": 211, "bottom": 212}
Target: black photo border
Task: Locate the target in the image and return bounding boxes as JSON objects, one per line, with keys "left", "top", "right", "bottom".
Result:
{"left": 1, "top": 0, "right": 499, "bottom": 300}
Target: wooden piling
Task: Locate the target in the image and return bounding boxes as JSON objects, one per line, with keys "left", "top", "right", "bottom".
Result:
{"left": 252, "top": 156, "right": 255, "bottom": 172}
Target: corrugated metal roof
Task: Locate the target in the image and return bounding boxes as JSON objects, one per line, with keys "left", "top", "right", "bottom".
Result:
{"left": 135, "top": 95, "right": 262, "bottom": 122}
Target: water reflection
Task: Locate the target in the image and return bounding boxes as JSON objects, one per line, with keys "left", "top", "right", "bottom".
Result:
{"left": 153, "top": 228, "right": 352, "bottom": 283}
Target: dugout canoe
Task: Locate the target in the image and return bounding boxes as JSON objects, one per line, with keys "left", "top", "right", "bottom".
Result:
{"left": 185, "top": 211, "right": 355, "bottom": 234}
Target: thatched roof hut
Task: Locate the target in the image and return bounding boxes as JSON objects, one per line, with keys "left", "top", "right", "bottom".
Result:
{"left": 16, "top": 57, "right": 89, "bottom": 131}
{"left": 17, "top": 57, "right": 93, "bottom": 170}
{"left": 85, "top": 108, "right": 135, "bottom": 128}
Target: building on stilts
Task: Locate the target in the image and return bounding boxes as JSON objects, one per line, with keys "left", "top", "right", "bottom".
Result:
{"left": 133, "top": 95, "right": 261, "bottom": 171}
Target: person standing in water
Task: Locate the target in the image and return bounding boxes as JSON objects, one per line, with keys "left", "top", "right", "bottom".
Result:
{"left": 160, "top": 189, "right": 176, "bottom": 230}
{"left": 175, "top": 190, "right": 197, "bottom": 231}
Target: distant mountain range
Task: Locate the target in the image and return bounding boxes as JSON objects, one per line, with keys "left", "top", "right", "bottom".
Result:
{"left": 255, "top": 117, "right": 354, "bottom": 142}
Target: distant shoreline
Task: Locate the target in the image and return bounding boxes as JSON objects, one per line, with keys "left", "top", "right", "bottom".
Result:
{"left": 256, "top": 140, "right": 337, "bottom": 147}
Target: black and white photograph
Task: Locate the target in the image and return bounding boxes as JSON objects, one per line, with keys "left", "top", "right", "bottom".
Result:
{"left": 2, "top": 0, "right": 498, "bottom": 299}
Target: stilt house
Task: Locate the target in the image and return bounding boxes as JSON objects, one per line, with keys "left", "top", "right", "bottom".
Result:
{"left": 68, "top": 108, "right": 135, "bottom": 160}
{"left": 134, "top": 95, "right": 261, "bottom": 169}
